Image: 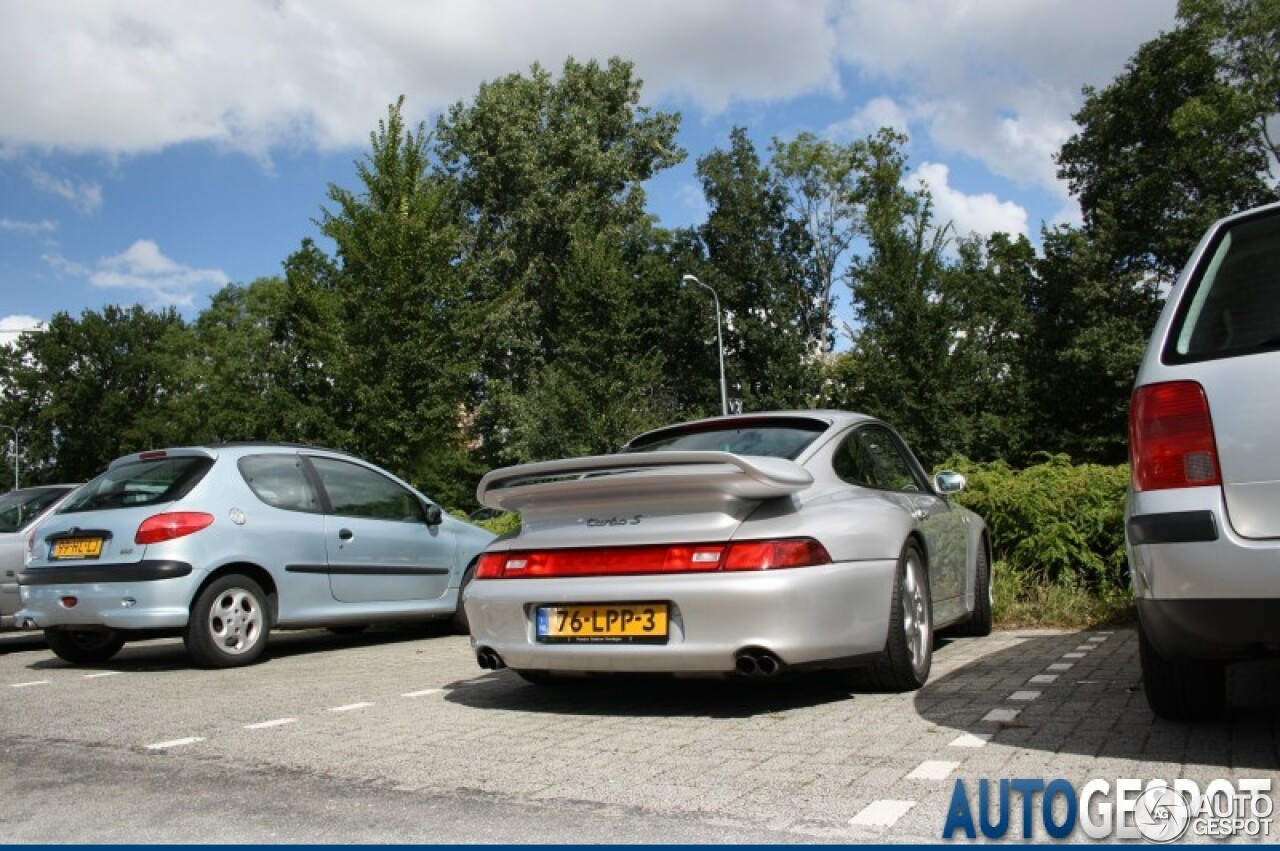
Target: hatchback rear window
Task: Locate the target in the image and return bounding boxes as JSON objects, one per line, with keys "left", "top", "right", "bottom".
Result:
{"left": 624, "top": 418, "right": 827, "bottom": 460}
{"left": 61, "top": 456, "right": 214, "bottom": 513}
{"left": 0, "top": 487, "right": 71, "bottom": 533}
{"left": 1166, "top": 207, "right": 1280, "bottom": 363}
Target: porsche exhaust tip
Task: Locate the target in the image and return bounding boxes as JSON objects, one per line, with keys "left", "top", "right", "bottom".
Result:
{"left": 476, "top": 648, "right": 506, "bottom": 670}
{"left": 734, "top": 648, "right": 783, "bottom": 677}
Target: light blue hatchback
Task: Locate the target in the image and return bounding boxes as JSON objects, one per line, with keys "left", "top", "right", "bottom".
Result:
{"left": 17, "top": 444, "right": 494, "bottom": 668}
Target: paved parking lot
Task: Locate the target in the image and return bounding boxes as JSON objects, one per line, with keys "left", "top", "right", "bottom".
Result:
{"left": 1, "top": 625, "right": 1277, "bottom": 843}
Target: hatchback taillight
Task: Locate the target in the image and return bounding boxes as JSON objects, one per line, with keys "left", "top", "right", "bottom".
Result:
{"left": 476, "top": 538, "right": 832, "bottom": 579}
{"left": 1130, "top": 381, "right": 1222, "bottom": 492}
{"left": 135, "top": 512, "right": 215, "bottom": 545}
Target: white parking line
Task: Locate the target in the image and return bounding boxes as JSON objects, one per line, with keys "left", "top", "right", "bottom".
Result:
{"left": 401, "top": 689, "right": 441, "bottom": 698}
{"left": 10, "top": 680, "right": 49, "bottom": 688}
{"left": 329, "top": 702, "right": 374, "bottom": 713}
{"left": 244, "top": 718, "right": 296, "bottom": 730}
{"left": 146, "top": 737, "right": 205, "bottom": 750}
{"left": 1047, "top": 662, "right": 1073, "bottom": 671}
{"left": 948, "top": 732, "right": 993, "bottom": 748}
{"left": 982, "top": 708, "right": 1021, "bottom": 723}
{"left": 1029, "top": 674, "right": 1058, "bottom": 684}
{"left": 1073, "top": 645, "right": 1095, "bottom": 651}
{"left": 1009, "top": 690, "right": 1041, "bottom": 702}
{"left": 1063, "top": 652, "right": 1086, "bottom": 659}
{"left": 850, "top": 800, "right": 916, "bottom": 827}
{"left": 906, "top": 760, "right": 959, "bottom": 781}
{"left": 83, "top": 671, "right": 120, "bottom": 679}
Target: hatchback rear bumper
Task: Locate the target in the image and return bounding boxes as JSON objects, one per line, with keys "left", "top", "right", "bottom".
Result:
{"left": 15, "top": 561, "right": 199, "bottom": 631}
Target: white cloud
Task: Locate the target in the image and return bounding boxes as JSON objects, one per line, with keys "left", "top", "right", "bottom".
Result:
{"left": 0, "top": 315, "right": 45, "bottom": 346}
{"left": 825, "top": 96, "right": 911, "bottom": 141}
{"left": 908, "top": 162, "right": 1029, "bottom": 240}
{"left": 0, "top": 218, "right": 57, "bottom": 234}
{"left": 832, "top": 0, "right": 1175, "bottom": 197}
{"left": 0, "top": 0, "right": 840, "bottom": 159}
{"left": 25, "top": 167, "right": 103, "bottom": 214}
{"left": 47, "top": 240, "right": 229, "bottom": 308}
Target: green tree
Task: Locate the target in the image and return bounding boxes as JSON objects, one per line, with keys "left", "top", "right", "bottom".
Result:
{"left": 319, "top": 97, "right": 478, "bottom": 506}
{"left": 833, "top": 130, "right": 957, "bottom": 463}
{"left": 1057, "top": 24, "right": 1278, "bottom": 283}
{"left": 507, "top": 226, "right": 683, "bottom": 461}
{"left": 433, "top": 58, "right": 684, "bottom": 463}
{"left": 0, "top": 306, "right": 190, "bottom": 483}
{"left": 694, "top": 128, "right": 824, "bottom": 412}
{"left": 941, "top": 232, "right": 1037, "bottom": 463}
{"left": 178, "top": 266, "right": 346, "bottom": 448}
{"left": 1023, "top": 226, "right": 1162, "bottom": 463}
{"left": 1179, "top": 0, "right": 1280, "bottom": 168}
{"left": 770, "top": 131, "right": 867, "bottom": 354}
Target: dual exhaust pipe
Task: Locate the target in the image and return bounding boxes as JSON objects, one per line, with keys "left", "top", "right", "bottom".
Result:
{"left": 476, "top": 648, "right": 506, "bottom": 670}
{"left": 734, "top": 648, "right": 784, "bottom": 677}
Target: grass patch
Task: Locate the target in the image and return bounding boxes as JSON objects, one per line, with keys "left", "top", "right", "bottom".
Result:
{"left": 992, "top": 560, "right": 1134, "bottom": 629}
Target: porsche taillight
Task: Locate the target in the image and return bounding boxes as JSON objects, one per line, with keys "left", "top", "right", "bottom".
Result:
{"left": 475, "top": 538, "right": 832, "bottom": 579}
{"left": 1130, "top": 381, "right": 1222, "bottom": 492}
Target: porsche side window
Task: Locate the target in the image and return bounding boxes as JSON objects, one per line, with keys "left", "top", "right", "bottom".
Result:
{"left": 834, "top": 427, "right": 921, "bottom": 492}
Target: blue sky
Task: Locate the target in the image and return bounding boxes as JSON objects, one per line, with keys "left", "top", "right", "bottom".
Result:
{"left": 0, "top": 0, "right": 1178, "bottom": 345}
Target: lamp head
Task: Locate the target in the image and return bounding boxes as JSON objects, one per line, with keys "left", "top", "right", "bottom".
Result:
{"left": 681, "top": 274, "right": 698, "bottom": 285}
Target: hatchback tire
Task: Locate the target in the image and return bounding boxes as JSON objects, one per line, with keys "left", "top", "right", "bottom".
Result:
{"left": 45, "top": 628, "right": 125, "bottom": 665}
{"left": 862, "top": 541, "right": 932, "bottom": 692}
{"left": 185, "top": 574, "right": 270, "bottom": 668}
{"left": 1137, "top": 619, "right": 1226, "bottom": 721}
{"left": 451, "top": 562, "right": 477, "bottom": 635}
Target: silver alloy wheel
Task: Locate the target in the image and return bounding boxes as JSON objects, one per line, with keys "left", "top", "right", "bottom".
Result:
{"left": 206, "top": 586, "right": 263, "bottom": 655}
{"left": 901, "top": 549, "right": 931, "bottom": 674}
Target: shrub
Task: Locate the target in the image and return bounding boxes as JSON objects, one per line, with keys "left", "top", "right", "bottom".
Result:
{"left": 943, "top": 454, "right": 1133, "bottom": 625}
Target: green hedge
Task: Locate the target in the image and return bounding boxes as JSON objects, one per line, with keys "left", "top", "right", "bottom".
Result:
{"left": 944, "top": 454, "right": 1132, "bottom": 609}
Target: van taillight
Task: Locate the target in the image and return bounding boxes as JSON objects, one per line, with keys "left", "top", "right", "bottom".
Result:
{"left": 475, "top": 538, "right": 832, "bottom": 579}
{"left": 135, "top": 512, "right": 215, "bottom": 545}
{"left": 1130, "top": 381, "right": 1222, "bottom": 492}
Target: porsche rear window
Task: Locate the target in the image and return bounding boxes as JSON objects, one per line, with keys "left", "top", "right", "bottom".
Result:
{"left": 61, "top": 456, "right": 214, "bottom": 513}
{"left": 624, "top": 419, "right": 827, "bottom": 460}
{"left": 1166, "top": 208, "right": 1280, "bottom": 363}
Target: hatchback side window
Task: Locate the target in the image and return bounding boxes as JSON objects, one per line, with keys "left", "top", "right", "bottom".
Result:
{"left": 308, "top": 457, "right": 425, "bottom": 523}
{"left": 833, "top": 426, "right": 922, "bottom": 492}
{"left": 238, "top": 455, "right": 321, "bottom": 513}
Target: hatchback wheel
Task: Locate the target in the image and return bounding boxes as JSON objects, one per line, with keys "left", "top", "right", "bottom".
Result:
{"left": 185, "top": 574, "right": 270, "bottom": 668}
{"left": 44, "top": 628, "right": 125, "bottom": 665}
{"left": 863, "top": 541, "right": 932, "bottom": 692}
{"left": 1138, "top": 619, "right": 1226, "bottom": 721}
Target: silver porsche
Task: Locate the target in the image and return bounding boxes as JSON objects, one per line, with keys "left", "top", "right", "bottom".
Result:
{"left": 463, "top": 410, "right": 992, "bottom": 691}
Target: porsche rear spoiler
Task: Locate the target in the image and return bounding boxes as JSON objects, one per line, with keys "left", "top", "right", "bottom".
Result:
{"left": 476, "top": 451, "right": 813, "bottom": 512}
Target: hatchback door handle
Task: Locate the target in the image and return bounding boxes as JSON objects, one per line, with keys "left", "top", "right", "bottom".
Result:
{"left": 338, "top": 528, "right": 354, "bottom": 541}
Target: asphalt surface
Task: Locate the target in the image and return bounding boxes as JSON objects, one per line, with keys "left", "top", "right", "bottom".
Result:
{"left": 1, "top": 624, "right": 1277, "bottom": 843}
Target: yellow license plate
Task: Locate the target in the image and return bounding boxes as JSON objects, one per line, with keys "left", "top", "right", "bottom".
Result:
{"left": 536, "top": 603, "right": 669, "bottom": 644}
{"left": 51, "top": 538, "right": 104, "bottom": 560}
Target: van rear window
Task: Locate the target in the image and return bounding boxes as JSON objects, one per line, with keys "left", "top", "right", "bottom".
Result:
{"left": 1166, "top": 208, "right": 1280, "bottom": 363}
{"left": 61, "top": 456, "right": 214, "bottom": 513}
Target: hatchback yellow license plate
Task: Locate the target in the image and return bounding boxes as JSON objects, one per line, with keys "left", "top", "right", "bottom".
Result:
{"left": 536, "top": 603, "right": 669, "bottom": 644}
{"left": 51, "top": 538, "right": 104, "bottom": 560}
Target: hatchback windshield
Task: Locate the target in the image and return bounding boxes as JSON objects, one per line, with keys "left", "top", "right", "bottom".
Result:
{"left": 61, "top": 456, "right": 214, "bottom": 513}
{"left": 624, "top": 419, "right": 827, "bottom": 460}
{"left": 0, "top": 487, "right": 70, "bottom": 533}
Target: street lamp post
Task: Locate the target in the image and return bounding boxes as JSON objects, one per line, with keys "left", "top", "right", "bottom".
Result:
{"left": 0, "top": 424, "right": 16, "bottom": 491}
{"left": 681, "top": 274, "right": 728, "bottom": 417}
